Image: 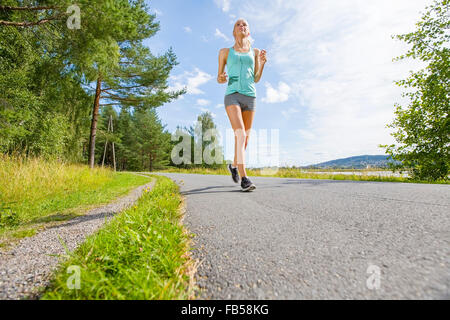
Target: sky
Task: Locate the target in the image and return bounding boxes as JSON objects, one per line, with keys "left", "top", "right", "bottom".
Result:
{"left": 143, "top": 0, "right": 432, "bottom": 167}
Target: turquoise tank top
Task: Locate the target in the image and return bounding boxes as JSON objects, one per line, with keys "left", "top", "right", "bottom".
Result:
{"left": 225, "top": 46, "right": 256, "bottom": 97}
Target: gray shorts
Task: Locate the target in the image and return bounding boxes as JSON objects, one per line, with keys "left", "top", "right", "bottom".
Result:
{"left": 224, "top": 92, "right": 256, "bottom": 111}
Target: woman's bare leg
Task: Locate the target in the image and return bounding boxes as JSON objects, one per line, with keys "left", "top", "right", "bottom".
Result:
{"left": 233, "top": 110, "right": 256, "bottom": 166}
{"left": 225, "top": 105, "right": 247, "bottom": 178}
{"left": 242, "top": 110, "right": 255, "bottom": 150}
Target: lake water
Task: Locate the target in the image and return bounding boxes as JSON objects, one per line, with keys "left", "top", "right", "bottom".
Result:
{"left": 304, "top": 171, "right": 410, "bottom": 178}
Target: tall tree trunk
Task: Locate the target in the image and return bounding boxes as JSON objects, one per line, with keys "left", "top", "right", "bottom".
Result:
{"left": 88, "top": 74, "right": 102, "bottom": 168}
{"left": 150, "top": 154, "right": 153, "bottom": 172}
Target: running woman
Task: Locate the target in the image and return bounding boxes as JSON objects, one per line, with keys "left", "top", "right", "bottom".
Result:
{"left": 217, "top": 18, "right": 267, "bottom": 192}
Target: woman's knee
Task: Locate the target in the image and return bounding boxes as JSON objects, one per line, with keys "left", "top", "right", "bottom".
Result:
{"left": 234, "top": 128, "right": 247, "bottom": 141}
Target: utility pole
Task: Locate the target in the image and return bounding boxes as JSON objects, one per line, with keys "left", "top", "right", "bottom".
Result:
{"left": 111, "top": 115, "right": 116, "bottom": 172}
{"left": 101, "top": 114, "right": 116, "bottom": 171}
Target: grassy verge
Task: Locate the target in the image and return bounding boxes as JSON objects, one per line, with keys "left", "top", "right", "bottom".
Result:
{"left": 41, "top": 174, "right": 196, "bottom": 300}
{"left": 157, "top": 166, "right": 449, "bottom": 184}
{"left": 0, "top": 155, "right": 152, "bottom": 246}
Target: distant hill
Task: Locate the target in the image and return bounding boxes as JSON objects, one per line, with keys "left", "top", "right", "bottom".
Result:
{"left": 301, "top": 155, "right": 401, "bottom": 169}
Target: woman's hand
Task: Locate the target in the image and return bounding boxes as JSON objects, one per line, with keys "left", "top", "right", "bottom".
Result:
{"left": 254, "top": 49, "right": 267, "bottom": 83}
{"left": 259, "top": 49, "right": 267, "bottom": 65}
{"left": 217, "top": 71, "right": 228, "bottom": 84}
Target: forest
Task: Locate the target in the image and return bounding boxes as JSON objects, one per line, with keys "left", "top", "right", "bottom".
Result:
{"left": 0, "top": 1, "right": 225, "bottom": 172}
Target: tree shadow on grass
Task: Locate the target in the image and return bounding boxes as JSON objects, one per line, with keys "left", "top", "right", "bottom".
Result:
{"left": 29, "top": 213, "right": 80, "bottom": 224}
{"left": 44, "top": 210, "right": 116, "bottom": 230}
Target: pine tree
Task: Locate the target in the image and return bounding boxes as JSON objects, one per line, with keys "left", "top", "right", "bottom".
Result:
{"left": 133, "top": 108, "right": 171, "bottom": 171}
{"left": 115, "top": 107, "right": 136, "bottom": 171}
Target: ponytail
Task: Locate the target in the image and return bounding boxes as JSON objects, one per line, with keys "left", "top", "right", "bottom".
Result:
{"left": 247, "top": 37, "right": 254, "bottom": 47}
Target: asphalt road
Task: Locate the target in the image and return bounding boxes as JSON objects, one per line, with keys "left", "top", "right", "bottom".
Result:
{"left": 153, "top": 172, "right": 450, "bottom": 299}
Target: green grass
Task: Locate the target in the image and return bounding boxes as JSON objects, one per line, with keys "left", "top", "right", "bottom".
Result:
{"left": 0, "top": 155, "right": 152, "bottom": 244}
{"left": 41, "top": 174, "right": 196, "bottom": 300}
{"left": 157, "top": 166, "right": 449, "bottom": 184}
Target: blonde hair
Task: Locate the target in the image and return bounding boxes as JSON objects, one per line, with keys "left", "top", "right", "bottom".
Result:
{"left": 247, "top": 35, "right": 255, "bottom": 47}
{"left": 233, "top": 18, "right": 254, "bottom": 47}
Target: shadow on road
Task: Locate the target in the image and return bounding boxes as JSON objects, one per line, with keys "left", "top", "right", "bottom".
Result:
{"left": 180, "top": 184, "right": 286, "bottom": 195}
{"left": 180, "top": 185, "right": 242, "bottom": 195}
{"left": 175, "top": 177, "right": 384, "bottom": 196}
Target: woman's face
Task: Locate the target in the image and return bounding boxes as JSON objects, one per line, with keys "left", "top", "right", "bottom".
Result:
{"left": 233, "top": 19, "right": 250, "bottom": 38}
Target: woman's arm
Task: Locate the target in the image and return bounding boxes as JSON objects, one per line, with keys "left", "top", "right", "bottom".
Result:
{"left": 217, "top": 48, "right": 229, "bottom": 84}
{"left": 254, "top": 48, "right": 267, "bottom": 83}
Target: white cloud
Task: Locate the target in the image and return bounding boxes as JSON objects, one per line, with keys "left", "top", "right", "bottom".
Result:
{"left": 296, "top": 129, "right": 315, "bottom": 141}
{"left": 214, "top": 0, "right": 231, "bottom": 12}
{"left": 184, "top": 26, "right": 192, "bottom": 33}
{"left": 215, "top": 103, "right": 224, "bottom": 109}
{"left": 197, "top": 99, "right": 211, "bottom": 106}
{"left": 239, "top": 0, "right": 432, "bottom": 165}
{"left": 168, "top": 67, "right": 214, "bottom": 95}
{"left": 215, "top": 28, "right": 231, "bottom": 42}
{"left": 262, "top": 81, "right": 291, "bottom": 103}
{"left": 281, "top": 107, "right": 300, "bottom": 119}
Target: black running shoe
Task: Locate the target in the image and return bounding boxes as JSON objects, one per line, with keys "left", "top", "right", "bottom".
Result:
{"left": 228, "top": 164, "right": 240, "bottom": 183}
{"left": 241, "top": 176, "right": 256, "bottom": 192}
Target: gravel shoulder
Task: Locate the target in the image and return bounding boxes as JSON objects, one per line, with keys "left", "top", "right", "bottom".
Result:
{"left": 0, "top": 175, "right": 155, "bottom": 300}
